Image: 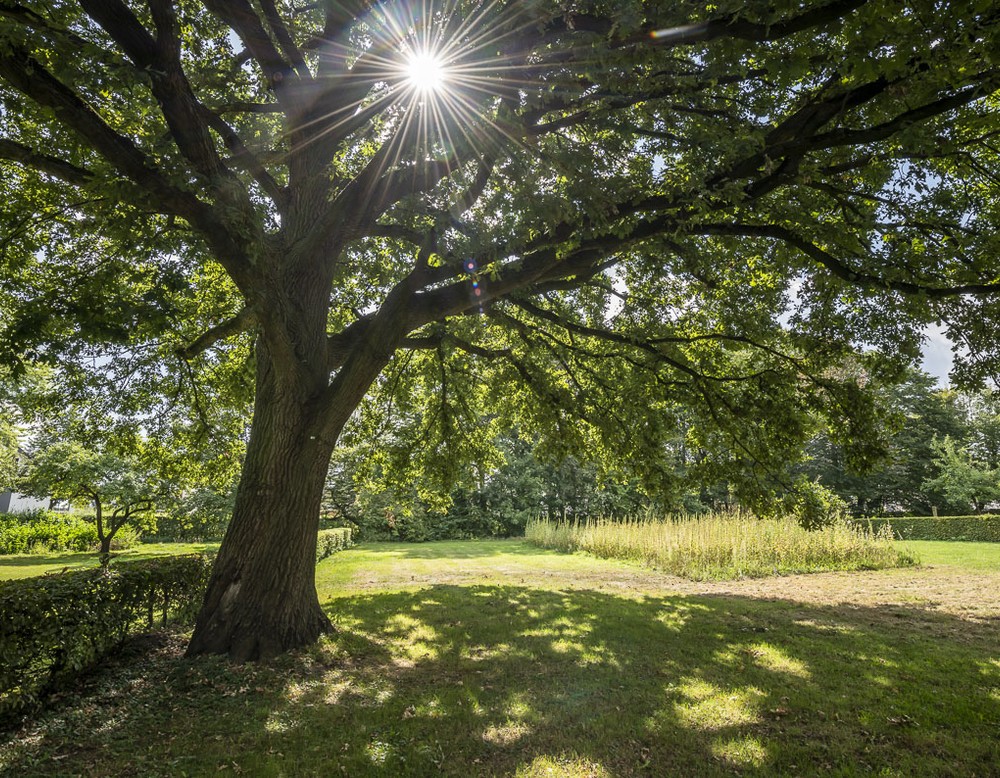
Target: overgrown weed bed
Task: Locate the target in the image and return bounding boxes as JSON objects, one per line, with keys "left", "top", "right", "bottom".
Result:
{"left": 525, "top": 513, "right": 914, "bottom": 580}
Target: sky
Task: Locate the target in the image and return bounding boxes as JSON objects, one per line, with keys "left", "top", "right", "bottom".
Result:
{"left": 920, "top": 323, "right": 955, "bottom": 387}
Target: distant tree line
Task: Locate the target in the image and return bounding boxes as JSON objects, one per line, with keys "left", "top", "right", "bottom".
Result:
{"left": 801, "top": 369, "right": 1000, "bottom": 516}
{"left": 326, "top": 367, "right": 1000, "bottom": 537}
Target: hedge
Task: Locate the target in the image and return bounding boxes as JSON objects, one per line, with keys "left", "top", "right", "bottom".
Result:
{"left": 0, "top": 554, "right": 212, "bottom": 726}
{"left": 317, "top": 527, "right": 354, "bottom": 562}
{"left": 864, "top": 515, "right": 1000, "bottom": 542}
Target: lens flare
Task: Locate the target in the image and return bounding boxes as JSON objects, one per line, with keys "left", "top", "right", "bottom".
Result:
{"left": 405, "top": 52, "right": 447, "bottom": 93}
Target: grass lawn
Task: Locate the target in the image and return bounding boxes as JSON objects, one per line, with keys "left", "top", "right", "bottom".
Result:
{"left": 0, "top": 542, "right": 219, "bottom": 580}
{"left": 2, "top": 539, "right": 999, "bottom": 776}
{"left": 898, "top": 540, "right": 1000, "bottom": 570}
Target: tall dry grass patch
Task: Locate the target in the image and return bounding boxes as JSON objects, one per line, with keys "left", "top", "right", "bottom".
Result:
{"left": 525, "top": 512, "right": 915, "bottom": 580}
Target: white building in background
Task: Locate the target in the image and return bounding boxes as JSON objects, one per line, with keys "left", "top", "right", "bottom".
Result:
{"left": 0, "top": 490, "right": 49, "bottom": 514}
{"left": 0, "top": 446, "right": 53, "bottom": 514}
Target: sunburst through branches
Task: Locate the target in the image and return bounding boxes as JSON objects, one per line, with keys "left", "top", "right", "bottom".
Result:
{"left": 286, "top": 0, "right": 551, "bottom": 178}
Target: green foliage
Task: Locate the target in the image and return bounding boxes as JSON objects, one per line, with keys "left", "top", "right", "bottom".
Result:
{"left": 0, "top": 510, "right": 139, "bottom": 554}
{"left": 921, "top": 436, "right": 1000, "bottom": 514}
{"left": 866, "top": 516, "right": 1000, "bottom": 542}
{"left": 525, "top": 512, "right": 914, "bottom": 580}
{"left": 803, "top": 369, "right": 979, "bottom": 514}
{"left": 150, "top": 487, "right": 235, "bottom": 542}
{"left": 781, "top": 480, "right": 850, "bottom": 530}
{"left": 328, "top": 435, "right": 649, "bottom": 541}
{"left": 0, "top": 429, "right": 15, "bottom": 491}
{"left": 316, "top": 528, "right": 355, "bottom": 562}
{"left": 0, "top": 554, "right": 212, "bottom": 725}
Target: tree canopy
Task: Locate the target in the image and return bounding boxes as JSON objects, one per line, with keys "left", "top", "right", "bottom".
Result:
{"left": 2, "top": 0, "right": 999, "bottom": 658}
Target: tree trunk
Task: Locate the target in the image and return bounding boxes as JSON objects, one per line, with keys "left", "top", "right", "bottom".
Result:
{"left": 98, "top": 534, "right": 112, "bottom": 565}
{"left": 95, "top": 497, "right": 111, "bottom": 565}
{"left": 186, "top": 345, "right": 339, "bottom": 661}
{"left": 185, "top": 246, "right": 406, "bottom": 660}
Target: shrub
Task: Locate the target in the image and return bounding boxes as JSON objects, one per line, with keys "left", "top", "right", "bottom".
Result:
{"left": 0, "top": 554, "right": 212, "bottom": 726}
{"left": 316, "top": 527, "right": 354, "bottom": 562}
{"left": 525, "top": 512, "right": 915, "bottom": 580}
{"left": 0, "top": 511, "right": 141, "bottom": 555}
{"left": 865, "top": 515, "right": 1000, "bottom": 542}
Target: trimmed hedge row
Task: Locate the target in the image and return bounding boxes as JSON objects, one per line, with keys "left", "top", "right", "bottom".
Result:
{"left": 865, "top": 515, "right": 1000, "bottom": 542}
{"left": 1, "top": 529, "right": 353, "bottom": 726}
{"left": 0, "top": 555, "right": 212, "bottom": 726}
{"left": 317, "top": 527, "right": 354, "bottom": 562}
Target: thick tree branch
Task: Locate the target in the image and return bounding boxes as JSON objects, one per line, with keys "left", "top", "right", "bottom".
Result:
{"left": 619, "top": 0, "right": 870, "bottom": 48}
{"left": 80, "top": 0, "right": 242, "bottom": 188}
{"left": 176, "top": 308, "right": 258, "bottom": 360}
{"left": 202, "top": 0, "right": 293, "bottom": 88}
{"left": 0, "top": 138, "right": 94, "bottom": 185}
{"left": 696, "top": 223, "right": 1000, "bottom": 297}
{"left": 805, "top": 76, "right": 1000, "bottom": 152}
{"left": 259, "top": 0, "right": 309, "bottom": 76}
{"left": 197, "top": 105, "right": 286, "bottom": 207}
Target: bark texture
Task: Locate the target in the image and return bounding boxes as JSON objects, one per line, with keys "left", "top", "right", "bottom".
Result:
{"left": 186, "top": 339, "right": 338, "bottom": 661}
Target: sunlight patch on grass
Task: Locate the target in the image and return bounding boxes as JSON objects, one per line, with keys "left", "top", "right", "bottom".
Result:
{"left": 282, "top": 679, "right": 324, "bottom": 702}
{"left": 350, "top": 676, "right": 395, "bottom": 706}
{"left": 323, "top": 678, "right": 352, "bottom": 705}
{"left": 463, "top": 642, "right": 503, "bottom": 662}
{"left": 745, "top": 642, "right": 812, "bottom": 679}
{"left": 979, "top": 659, "right": 1000, "bottom": 704}
{"left": 514, "top": 753, "right": 613, "bottom": 777}
{"left": 413, "top": 695, "right": 447, "bottom": 718}
{"left": 365, "top": 738, "right": 393, "bottom": 765}
{"left": 711, "top": 735, "right": 769, "bottom": 767}
{"left": 383, "top": 613, "right": 440, "bottom": 660}
{"left": 672, "top": 678, "right": 765, "bottom": 730}
{"left": 264, "top": 711, "right": 298, "bottom": 733}
{"left": 897, "top": 541, "right": 1000, "bottom": 570}
{"left": 654, "top": 601, "right": 709, "bottom": 630}
{"left": 793, "top": 618, "right": 862, "bottom": 634}
{"left": 504, "top": 691, "right": 537, "bottom": 720}
{"left": 550, "top": 637, "right": 586, "bottom": 655}
{"left": 482, "top": 719, "right": 532, "bottom": 745}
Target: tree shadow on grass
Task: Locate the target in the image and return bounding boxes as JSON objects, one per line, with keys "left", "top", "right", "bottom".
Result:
{"left": 2, "top": 587, "right": 999, "bottom": 777}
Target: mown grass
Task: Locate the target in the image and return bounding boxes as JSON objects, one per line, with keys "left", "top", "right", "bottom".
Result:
{"left": 1, "top": 539, "right": 998, "bottom": 777}
{"left": 899, "top": 540, "right": 1000, "bottom": 570}
{"left": 0, "top": 543, "right": 219, "bottom": 580}
{"left": 525, "top": 513, "right": 915, "bottom": 580}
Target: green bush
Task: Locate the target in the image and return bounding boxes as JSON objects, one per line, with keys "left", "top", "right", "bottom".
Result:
{"left": 0, "top": 511, "right": 141, "bottom": 555}
{"left": 0, "top": 554, "right": 212, "bottom": 726}
{"left": 865, "top": 515, "right": 1000, "bottom": 542}
{"left": 316, "top": 527, "right": 354, "bottom": 562}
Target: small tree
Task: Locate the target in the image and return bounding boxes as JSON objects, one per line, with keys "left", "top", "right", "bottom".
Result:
{"left": 21, "top": 442, "right": 159, "bottom": 560}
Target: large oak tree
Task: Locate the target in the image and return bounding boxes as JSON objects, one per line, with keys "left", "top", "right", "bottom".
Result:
{"left": 2, "top": 0, "right": 999, "bottom": 659}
